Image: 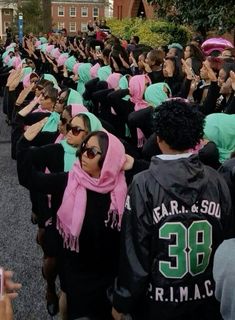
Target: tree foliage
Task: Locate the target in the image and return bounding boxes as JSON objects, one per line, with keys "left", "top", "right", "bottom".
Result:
{"left": 147, "top": 0, "right": 235, "bottom": 35}
{"left": 107, "top": 18, "right": 192, "bottom": 47}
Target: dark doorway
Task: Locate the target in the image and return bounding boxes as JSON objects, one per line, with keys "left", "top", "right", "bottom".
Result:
{"left": 137, "top": 1, "right": 146, "bottom": 18}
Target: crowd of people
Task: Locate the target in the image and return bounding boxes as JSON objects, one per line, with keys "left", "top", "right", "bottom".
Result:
{"left": 0, "top": 26, "right": 235, "bottom": 320}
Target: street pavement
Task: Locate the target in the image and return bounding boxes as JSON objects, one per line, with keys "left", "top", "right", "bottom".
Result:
{"left": 0, "top": 100, "right": 59, "bottom": 319}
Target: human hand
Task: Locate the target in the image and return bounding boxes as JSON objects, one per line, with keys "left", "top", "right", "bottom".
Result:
{"left": 122, "top": 154, "right": 134, "bottom": 171}
{"left": 230, "top": 71, "right": 235, "bottom": 91}
{"left": 181, "top": 59, "right": 195, "bottom": 80}
{"left": 24, "top": 118, "right": 48, "bottom": 141}
{"left": 0, "top": 295, "right": 13, "bottom": 320}
{"left": 142, "top": 61, "right": 152, "bottom": 73}
{"left": 112, "top": 307, "right": 124, "bottom": 320}
{"left": 16, "top": 83, "right": 35, "bottom": 106}
{"left": 3, "top": 270, "right": 22, "bottom": 300}
{"left": 119, "top": 54, "right": 130, "bottom": 69}
{"left": 111, "top": 57, "right": 119, "bottom": 72}
{"left": 190, "top": 75, "right": 200, "bottom": 92}
{"left": 203, "top": 61, "right": 217, "bottom": 82}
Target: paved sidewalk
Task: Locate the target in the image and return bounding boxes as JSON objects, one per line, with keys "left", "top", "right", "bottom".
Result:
{"left": 0, "top": 100, "right": 59, "bottom": 319}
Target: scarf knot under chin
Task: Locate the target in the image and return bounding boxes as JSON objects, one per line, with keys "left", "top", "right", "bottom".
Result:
{"left": 57, "top": 132, "right": 127, "bottom": 252}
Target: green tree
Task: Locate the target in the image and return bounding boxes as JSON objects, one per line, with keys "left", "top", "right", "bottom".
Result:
{"left": 147, "top": 0, "right": 235, "bottom": 37}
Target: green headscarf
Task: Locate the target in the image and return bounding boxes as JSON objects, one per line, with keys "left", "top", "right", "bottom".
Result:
{"left": 65, "top": 55, "right": 77, "bottom": 72}
{"left": 144, "top": 83, "right": 171, "bottom": 108}
{"left": 42, "top": 111, "right": 60, "bottom": 132}
{"left": 20, "top": 67, "right": 33, "bottom": 81}
{"left": 2, "top": 48, "right": 14, "bottom": 60}
{"left": 97, "top": 65, "right": 112, "bottom": 81}
{"left": 60, "top": 140, "right": 77, "bottom": 172}
{"left": 67, "top": 88, "right": 83, "bottom": 105}
{"left": 204, "top": 113, "right": 235, "bottom": 163}
{"left": 39, "top": 37, "right": 48, "bottom": 44}
{"left": 39, "top": 43, "right": 48, "bottom": 54}
{"left": 119, "top": 75, "right": 130, "bottom": 101}
{"left": 78, "top": 112, "right": 103, "bottom": 131}
{"left": 43, "top": 74, "right": 60, "bottom": 91}
{"left": 76, "top": 63, "right": 92, "bottom": 96}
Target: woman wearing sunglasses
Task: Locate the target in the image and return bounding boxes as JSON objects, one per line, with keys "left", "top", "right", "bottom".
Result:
{"left": 17, "top": 123, "right": 127, "bottom": 320}
{"left": 16, "top": 112, "right": 103, "bottom": 317}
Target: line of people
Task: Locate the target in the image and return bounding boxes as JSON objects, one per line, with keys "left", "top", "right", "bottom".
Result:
{"left": 0, "top": 30, "right": 235, "bottom": 320}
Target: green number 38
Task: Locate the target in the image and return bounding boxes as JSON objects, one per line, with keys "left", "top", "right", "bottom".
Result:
{"left": 159, "top": 221, "right": 212, "bottom": 279}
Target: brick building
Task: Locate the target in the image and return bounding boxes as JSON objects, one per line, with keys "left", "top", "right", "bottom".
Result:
{"left": 0, "top": 2, "right": 16, "bottom": 40}
{"left": 113, "top": 0, "right": 155, "bottom": 19}
{"left": 51, "top": 0, "right": 106, "bottom": 35}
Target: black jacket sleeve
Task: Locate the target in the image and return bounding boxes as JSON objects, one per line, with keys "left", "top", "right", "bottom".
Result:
{"left": 113, "top": 175, "right": 153, "bottom": 313}
{"left": 17, "top": 136, "right": 68, "bottom": 194}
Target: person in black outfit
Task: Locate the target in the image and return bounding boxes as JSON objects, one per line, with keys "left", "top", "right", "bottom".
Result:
{"left": 112, "top": 99, "right": 234, "bottom": 320}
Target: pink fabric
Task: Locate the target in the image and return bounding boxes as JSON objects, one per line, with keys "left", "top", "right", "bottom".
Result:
{"left": 51, "top": 48, "right": 61, "bottom": 59}
{"left": 129, "top": 75, "right": 151, "bottom": 147}
{"left": 57, "top": 55, "right": 68, "bottom": 67}
{"left": 23, "top": 74, "right": 31, "bottom": 88}
{"left": 4, "top": 56, "right": 10, "bottom": 64}
{"left": 57, "top": 132, "right": 127, "bottom": 252}
{"left": 90, "top": 63, "right": 100, "bottom": 79}
{"left": 73, "top": 63, "right": 80, "bottom": 75}
{"left": 46, "top": 45, "right": 54, "bottom": 53}
{"left": 188, "top": 140, "right": 203, "bottom": 154}
{"left": 12, "top": 56, "right": 21, "bottom": 69}
{"left": 32, "top": 105, "right": 50, "bottom": 113}
{"left": 35, "top": 40, "right": 41, "bottom": 48}
{"left": 70, "top": 103, "right": 88, "bottom": 114}
{"left": 106, "top": 73, "right": 122, "bottom": 89}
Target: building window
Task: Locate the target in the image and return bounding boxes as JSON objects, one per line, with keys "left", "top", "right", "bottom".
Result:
{"left": 69, "top": 22, "right": 77, "bottom": 32}
{"left": 57, "top": 22, "right": 65, "bottom": 30}
{"left": 93, "top": 7, "right": 99, "bottom": 17}
{"left": 81, "top": 23, "right": 88, "bottom": 32}
{"left": 58, "top": 6, "right": 64, "bottom": 17}
{"left": 4, "top": 10, "right": 11, "bottom": 15}
{"left": 81, "top": 7, "right": 88, "bottom": 17}
{"left": 70, "top": 7, "right": 76, "bottom": 17}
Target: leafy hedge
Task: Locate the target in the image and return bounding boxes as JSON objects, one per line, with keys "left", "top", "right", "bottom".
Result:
{"left": 107, "top": 18, "right": 192, "bottom": 47}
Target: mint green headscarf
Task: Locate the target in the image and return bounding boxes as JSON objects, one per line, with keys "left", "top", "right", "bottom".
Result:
{"left": 20, "top": 67, "right": 33, "bottom": 81}
{"left": 39, "top": 37, "right": 48, "bottom": 44}
{"left": 76, "top": 63, "right": 92, "bottom": 96}
{"left": 204, "top": 113, "right": 235, "bottom": 163}
{"left": 2, "top": 48, "right": 14, "bottom": 61}
{"left": 60, "top": 140, "right": 77, "bottom": 172}
{"left": 97, "top": 65, "right": 112, "bottom": 81}
{"left": 119, "top": 75, "right": 130, "bottom": 101}
{"left": 67, "top": 88, "right": 83, "bottom": 105}
{"left": 39, "top": 43, "right": 48, "bottom": 54}
{"left": 42, "top": 111, "right": 60, "bottom": 132}
{"left": 43, "top": 74, "right": 60, "bottom": 91}
{"left": 65, "top": 55, "right": 77, "bottom": 72}
{"left": 78, "top": 112, "right": 103, "bottom": 131}
{"left": 144, "top": 83, "right": 171, "bottom": 108}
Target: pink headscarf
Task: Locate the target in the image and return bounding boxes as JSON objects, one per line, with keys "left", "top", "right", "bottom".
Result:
{"left": 73, "top": 62, "right": 80, "bottom": 75}
{"left": 129, "top": 75, "right": 151, "bottom": 147}
{"left": 57, "top": 55, "right": 68, "bottom": 67}
{"left": 57, "top": 132, "right": 127, "bottom": 252}
{"left": 46, "top": 45, "right": 55, "bottom": 54}
{"left": 90, "top": 63, "right": 100, "bottom": 79}
{"left": 23, "top": 72, "right": 38, "bottom": 88}
{"left": 35, "top": 40, "right": 41, "bottom": 48}
{"left": 106, "top": 73, "right": 122, "bottom": 89}
{"left": 12, "top": 56, "right": 21, "bottom": 69}
{"left": 51, "top": 48, "right": 61, "bottom": 59}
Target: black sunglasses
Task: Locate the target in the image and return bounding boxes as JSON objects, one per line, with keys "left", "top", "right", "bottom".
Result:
{"left": 81, "top": 145, "right": 102, "bottom": 159}
{"left": 66, "top": 124, "right": 85, "bottom": 136}
{"left": 60, "top": 115, "right": 68, "bottom": 125}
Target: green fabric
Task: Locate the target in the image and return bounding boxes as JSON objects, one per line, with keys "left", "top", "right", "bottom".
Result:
{"left": 119, "top": 75, "right": 130, "bottom": 101}
{"left": 67, "top": 88, "right": 83, "bottom": 105}
{"left": 76, "top": 63, "right": 92, "bottom": 96}
{"left": 144, "top": 83, "right": 171, "bottom": 108}
{"left": 43, "top": 74, "right": 60, "bottom": 91}
{"left": 97, "top": 65, "right": 112, "bottom": 81}
{"left": 204, "top": 113, "right": 235, "bottom": 163}
{"left": 78, "top": 112, "right": 103, "bottom": 131}
{"left": 60, "top": 140, "right": 77, "bottom": 172}
{"left": 42, "top": 111, "right": 60, "bottom": 132}
{"left": 20, "top": 67, "right": 33, "bottom": 81}
{"left": 39, "top": 37, "right": 48, "bottom": 44}
{"left": 65, "top": 55, "right": 77, "bottom": 72}
{"left": 2, "top": 48, "right": 14, "bottom": 60}
{"left": 40, "top": 43, "right": 48, "bottom": 54}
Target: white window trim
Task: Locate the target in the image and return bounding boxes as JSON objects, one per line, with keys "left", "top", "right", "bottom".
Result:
{"left": 69, "top": 22, "right": 77, "bottom": 32}
{"left": 81, "top": 7, "right": 88, "bottom": 17}
{"left": 81, "top": 23, "right": 88, "bottom": 32}
{"left": 4, "top": 10, "right": 11, "bottom": 16}
{"left": 58, "top": 6, "right": 65, "bottom": 17}
{"left": 93, "top": 7, "right": 99, "bottom": 18}
{"left": 57, "top": 22, "right": 65, "bottom": 30}
{"left": 70, "top": 7, "right": 76, "bottom": 17}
